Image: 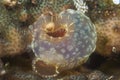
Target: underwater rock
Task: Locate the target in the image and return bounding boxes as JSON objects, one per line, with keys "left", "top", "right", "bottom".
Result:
{"left": 1, "top": 69, "right": 87, "bottom": 80}
{"left": 3, "top": 27, "right": 32, "bottom": 56}
{"left": 2, "top": 0, "right": 17, "bottom": 7}
{"left": 87, "top": 70, "right": 113, "bottom": 80}
{"left": 85, "top": 17, "right": 120, "bottom": 70}
{"left": 0, "top": 59, "right": 6, "bottom": 76}
{"left": 31, "top": 9, "right": 97, "bottom": 77}
{"left": 85, "top": 0, "right": 120, "bottom": 22}
{"left": 27, "top": 0, "right": 74, "bottom": 19}
{"left": 0, "top": 25, "right": 32, "bottom": 57}
{"left": 61, "top": 74, "right": 88, "bottom": 80}
{"left": 95, "top": 17, "right": 120, "bottom": 57}
{"left": 0, "top": 2, "right": 32, "bottom": 57}
{"left": 2, "top": 70, "right": 42, "bottom": 80}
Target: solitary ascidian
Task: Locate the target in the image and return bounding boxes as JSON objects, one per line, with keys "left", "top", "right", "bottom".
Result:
{"left": 31, "top": 9, "right": 97, "bottom": 78}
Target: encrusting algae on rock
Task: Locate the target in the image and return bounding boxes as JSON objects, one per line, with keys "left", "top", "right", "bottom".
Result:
{"left": 95, "top": 17, "right": 120, "bottom": 57}
{"left": 0, "top": 0, "right": 33, "bottom": 57}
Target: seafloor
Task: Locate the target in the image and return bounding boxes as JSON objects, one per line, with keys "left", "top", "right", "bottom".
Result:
{"left": 0, "top": 0, "right": 120, "bottom": 80}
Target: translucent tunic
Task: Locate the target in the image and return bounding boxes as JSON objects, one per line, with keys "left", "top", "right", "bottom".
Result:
{"left": 31, "top": 9, "right": 97, "bottom": 76}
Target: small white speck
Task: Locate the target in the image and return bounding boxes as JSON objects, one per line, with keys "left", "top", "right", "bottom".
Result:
{"left": 78, "top": 57, "right": 82, "bottom": 60}
{"left": 78, "top": 52, "right": 81, "bottom": 55}
{"left": 43, "top": 41, "right": 48, "bottom": 43}
{"left": 78, "top": 41, "right": 82, "bottom": 45}
{"left": 56, "top": 45, "right": 60, "bottom": 48}
{"left": 66, "top": 54, "right": 70, "bottom": 59}
{"left": 85, "top": 40, "right": 89, "bottom": 44}
{"left": 67, "top": 45, "right": 74, "bottom": 51}
{"left": 88, "top": 45, "right": 93, "bottom": 52}
{"left": 62, "top": 43, "right": 66, "bottom": 47}
{"left": 34, "top": 29, "right": 37, "bottom": 32}
{"left": 75, "top": 48, "right": 79, "bottom": 52}
{"left": 82, "top": 45, "right": 85, "bottom": 48}
{"left": 86, "top": 47, "right": 90, "bottom": 53}
{"left": 112, "top": 47, "right": 117, "bottom": 53}
{"left": 50, "top": 48, "right": 56, "bottom": 53}
{"left": 39, "top": 47, "right": 45, "bottom": 52}
{"left": 91, "top": 40, "right": 95, "bottom": 45}
{"left": 80, "top": 30, "right": 85, "bottom": 36}
{"left": 72, "top": 52, "right": 76, "bottom": 55}
{"left": 0, "top": 70, "right": 6, "bottom": 75}
{"left": 67, "top": 9, "right": 75, "bottom": 14}
{"left": 33, "top": 42, "right": 38, "bottom": 48}
{"left": 48, "top": 42, "right": 51, "bottom": 46}
{"left": 58, "top": 37, "right": 62, "bottom": 39}
{"left": 61, "top": 49, "right": 66, "bottom": 53}
{"left": 84, "top": 35, "right": 88, "bottom": 39}
{"left": 74, "top": 33, "right": 78, "bottom": 38}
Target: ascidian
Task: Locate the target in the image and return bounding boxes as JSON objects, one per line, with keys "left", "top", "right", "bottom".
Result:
{"left": 31, "top": 0, "right": 97, "bottom": 77}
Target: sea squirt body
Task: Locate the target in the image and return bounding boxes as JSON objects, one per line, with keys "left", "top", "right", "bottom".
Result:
{"left": 31, "top": 9, "right": 97, "bottom": 77}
